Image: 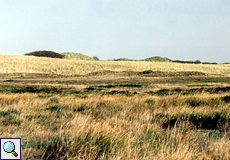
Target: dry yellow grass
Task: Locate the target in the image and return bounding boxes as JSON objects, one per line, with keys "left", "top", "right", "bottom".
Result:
{"left": 0, "top": 92, "right": 229, "bottom": 159}
{"left": 1, "top": 54, "right": 230, "bottom": 75}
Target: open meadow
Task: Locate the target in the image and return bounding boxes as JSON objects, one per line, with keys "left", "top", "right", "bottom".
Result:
{"left": 0, "top": 54, "right": 230, "bottom": 159}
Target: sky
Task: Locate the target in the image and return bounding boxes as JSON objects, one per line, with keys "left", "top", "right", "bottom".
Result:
{"left": 0, "top": 0, "right": 230, "bottom": 63}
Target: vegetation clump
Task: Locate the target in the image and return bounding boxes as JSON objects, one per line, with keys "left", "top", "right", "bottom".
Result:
{"left": 60, "top": 52, "right": 94, "bottom": 61}
{"left": 25, "top": 50, "right": 63, "bottom": 58}
{"left": 112, "top": 58, "right": 136, "bottom": 61}
{"left": 142, "top": 56, "right": 172, "bottom": 62}
{"left": 92, "top": 56, "right": 100, "bottom": 61}
{"left": 185, "top": 97, "right": 207, "bottom": 107}
{"left": 156, "top": 111, "right": 229, "bottom": 131}
{"left": 221, "top": 95, "right": 230, "bottom": 103}
{"left": 146, "top": 86, "right": 230, "bottom": 96}
{"left": 139, "top": 70, "right": 154, "bottom": 74}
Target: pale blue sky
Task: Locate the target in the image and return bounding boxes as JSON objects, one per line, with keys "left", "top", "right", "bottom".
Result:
{"left": 0, "top": 0, "right": 229, "bottom": 63}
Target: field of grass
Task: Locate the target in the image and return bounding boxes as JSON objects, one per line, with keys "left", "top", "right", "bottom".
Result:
{"left": 1, "top": 54, "right": 230, "bottom": 75}
{"left": 0, "top": 53, "right": 230, "bottom": 159}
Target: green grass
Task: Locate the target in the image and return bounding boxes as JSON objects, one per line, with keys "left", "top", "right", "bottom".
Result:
{"left": 154, "top": 111, "right": 229, "bottom": 130}
{"left": 185, "top": 97, "right": 208, "bottom": 107}
{"left": 102, "top": 90, "right": 137, "bottom": 96}
{"left": 146, "top": 86, "right": 230, "bottom": 96}
{"left": 149, "top": 77, "right": 230, "bottom": 84}
{"left": 113, "top": 58, "right": 137, "bottom": 61}
{"left": 5, "top": 76, "right": 229, "bottom": 85}
{"left": 1, "top": 85, "right": 230, "bottom": 99}
{"left": 0, "top": 108, "right": 19, "bottom": 117}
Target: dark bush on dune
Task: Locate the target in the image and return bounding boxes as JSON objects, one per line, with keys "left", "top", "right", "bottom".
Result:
{"left": 24, "top": 50, "right": 63, "bottom": 59}
{"left": 172, "top": 60, "right": 202, "bottom": 64}
{"left": 139, "top": 70, "right": 154, "bottom": 74}
{"left": 93, "top": 56, "right": 100, "bottom": 61}
{"left": 172, "top": 60, "right": 194, "bottom": 64}
{"left": 202, "top": 62, "right": 218, "bottom": 64}
{"left": 195, "top": 60, "right": 201, "bottom": 64}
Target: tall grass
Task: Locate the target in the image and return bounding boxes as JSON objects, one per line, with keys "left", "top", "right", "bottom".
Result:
{"left": 1, "top": 54, "right": 230, "bottom": 75}
{"left": 0, "top": 92, "right": 229, "bottom": 159}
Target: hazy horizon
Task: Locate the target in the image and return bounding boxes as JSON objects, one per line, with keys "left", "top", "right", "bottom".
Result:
{"left": 1, "top": 0, "right": 230, "bottom": 63}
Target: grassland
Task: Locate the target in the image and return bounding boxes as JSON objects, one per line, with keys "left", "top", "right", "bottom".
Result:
{"left": 0, "top": 53, "right": 230, "bottom": 159}
{"left": 1, "top": 54, "right": 230, "bottom": 75}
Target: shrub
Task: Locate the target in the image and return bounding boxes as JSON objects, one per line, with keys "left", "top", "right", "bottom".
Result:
{"left": 195, "top": 60, "right": 202, "bottom": 64}
{"left": 93, "top": 56, "right": 99, "bottom": 61}
{"left": 25, "top": 50, "right": 63, "bottom": 58}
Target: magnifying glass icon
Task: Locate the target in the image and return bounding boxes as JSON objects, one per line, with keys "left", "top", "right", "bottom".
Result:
{"left": 3, "top": 141, "right": 18, "bottom": 157}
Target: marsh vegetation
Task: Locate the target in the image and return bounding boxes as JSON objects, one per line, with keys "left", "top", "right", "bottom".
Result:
{"left": 0, "top": 53, "right": 230, "bottom": 159}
